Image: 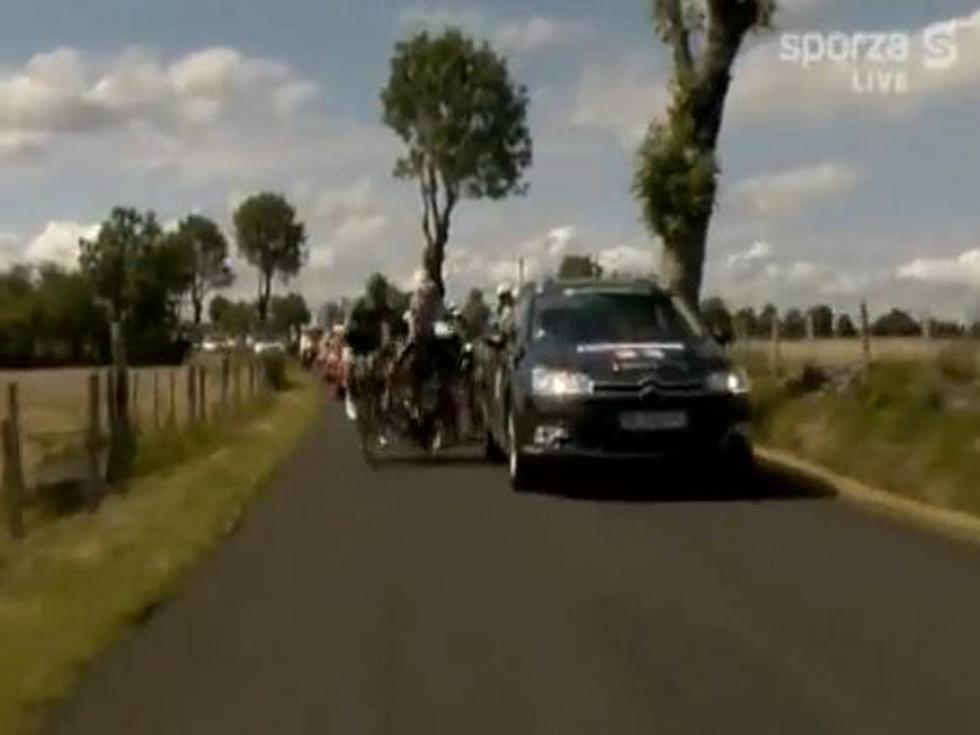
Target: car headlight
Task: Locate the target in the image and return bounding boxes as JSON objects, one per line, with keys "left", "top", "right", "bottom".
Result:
{"left": 532, "top": 367, "right": 594, "bottom": 397}
{"left": 706, "top": 368, "right": 751, "bottom": 395}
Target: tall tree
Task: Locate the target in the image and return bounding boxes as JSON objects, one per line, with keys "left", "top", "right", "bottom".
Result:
{"left": 79, "top": 207, "right": 192, "bottom": 362}
{"left": 381, "top": 29, "right": 533, "bottom": 294}
{"left": 233, "top": 193, "right": 307, "bottom": 323}
{"left": 170, "top": 214, "right": 233, "bottom": 326}
{"left": 79, "top": 208, "right": 162, "bottom": 322}
{"left": 634, "top": 0, "right": 775, "bottom": 309}
{"left": 732, "top": 306, "right": 758, "bottom": 338}
{"left": 700, "top": 296, "right": 734, "bottom": 341}
{"left": 872, "top": 309, "right": 921, "bottom": 337}
{"left": 271, "top": 292, "right": 312, "bottom": 340}
{"left": 781, "top": 308, "right": 807, "bottom": 340}
{"left": 807, "top": 304, "right": 835, "bottom": 338}
{"left": 836, "top": 313, "right": 858, "bottom": 338}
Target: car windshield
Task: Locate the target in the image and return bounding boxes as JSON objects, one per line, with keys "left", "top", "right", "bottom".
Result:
{"left": 532, "top": 290, "right": 704, "bottom": 345}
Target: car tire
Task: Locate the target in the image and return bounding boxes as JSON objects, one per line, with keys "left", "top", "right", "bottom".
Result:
{"left": 485, "top": 429, "right": 507, "bottom": 464}
{"left": 507, "top": 407, "right": 537, "bottom": 492}
{"left": 716, "top": 435, "right": 756, "bottom": 498}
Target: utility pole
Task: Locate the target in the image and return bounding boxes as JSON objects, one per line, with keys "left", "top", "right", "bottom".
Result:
{"left": 517, "top": 257, "right": 525, "bottom": 288}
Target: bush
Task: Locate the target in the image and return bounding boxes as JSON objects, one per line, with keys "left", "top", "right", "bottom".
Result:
{"left": 260, "top": 352, "right": 289, "bottom": 391}
{"left": 935, "top": 342, "right": 979, "bottom": 384}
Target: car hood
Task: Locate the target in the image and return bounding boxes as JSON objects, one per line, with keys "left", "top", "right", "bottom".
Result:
{"left": 532, "top": 339, "right": 728, "bottom": 388}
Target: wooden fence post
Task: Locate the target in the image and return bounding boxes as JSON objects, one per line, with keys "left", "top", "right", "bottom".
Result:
{"left": 153, "top": 370, "right": 160, "bottom": 431}
{"left": 234, "top": 362, "right": 242, "bottom": 413}
{"left": 106, "top": 320, "right": 134, "bottom": 490}
{"left": 131, "top": 370, "right": 140, "bottom": 429}
{"left": 220, "top": 356, "right": 230, "bottom": 419}
{"left": 860, "top": 301, "right": 872, "bottom": 371}
{"left": 2, "top": 384, "right": 25, "bottom": 539}
{"left": 187, "top": 365, "right": 197, "bottom": 426}
{"left": 198, "top": 366, "right": 207, "bottom": 424}
{"left": 169, "top": 369, "right": 177, "bottom": 428}
{"left": 106, "top": 370, "right": 117, "bottom": 437}
{"left": 769, "top": 310, "right": 781, "bottom": 376}
{"left": 85, "top": 372, "right": 103, "bottom": 507}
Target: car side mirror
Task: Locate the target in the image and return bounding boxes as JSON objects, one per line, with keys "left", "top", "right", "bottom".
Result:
{"left": 710, "top": 324, "right": 734, "bottom": 347}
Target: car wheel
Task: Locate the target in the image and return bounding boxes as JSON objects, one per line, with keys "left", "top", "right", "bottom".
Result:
{"left": 716, "top": 435, "right": 755, "bottom": 498}
{"left": 485, "top": 427, "right": 507, "bottom": 464}
{"left": 507, "top": 407, "right": 537, "bottom": 491}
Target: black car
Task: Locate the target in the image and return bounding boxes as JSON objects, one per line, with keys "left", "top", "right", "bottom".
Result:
{"left": 480, "top": 279, "right": 753, "bottom": 490}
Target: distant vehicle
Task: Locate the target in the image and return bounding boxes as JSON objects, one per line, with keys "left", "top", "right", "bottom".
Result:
{"left": 253, "top": 339, "right": 286, "bottom": 356}
{"left": 478, "top": 279, "right": 753, "bottom": 490}
{"left": 199, "top": 337, "right": 225, "bottom": 353}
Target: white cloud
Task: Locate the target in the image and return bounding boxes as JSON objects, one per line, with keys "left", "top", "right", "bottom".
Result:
{"left": 726, "top": 162, "right": 862, "bottom": 216}
{"left": 725, "top": 240, "right": 775, "bottom": 270}
{"left": 397, "top": 6, "right": 586, "bottom": 55}
{"left": 897, "top": 249, "right": 980, "bottom": 288}
{"left": 0, "top": 45, "right": 320, "bottom": 159}
{"left": 0, "top": 131, "right": 47, "bottom": 161}
{"left": 306, "top": 178, "right": 390, "bottom": 250}
{"left": 397, "top": 5, "right": 484, "bottom": 31}
{"left": 596, "top": 244, "right": 655, "bottom": 275}
{"left": 571, "top": 53, "right": 669, "bottom": 146}
{"left": 22, "top": 220, "right": 100, "bottom": 269}
{"left": 494, "top": 17, "right": 587, "bottom": 54}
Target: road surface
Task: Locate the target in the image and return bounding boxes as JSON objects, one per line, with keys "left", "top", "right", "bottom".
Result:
{"left": 52, "top": 400, "right": 980, "bottom": 734}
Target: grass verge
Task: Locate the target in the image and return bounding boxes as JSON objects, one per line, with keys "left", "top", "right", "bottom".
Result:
{"left": 0, "top": 374, "right": 320, "bottom": 734}
{"left": 748, "top": 356, "right": 980, "bottom": 519}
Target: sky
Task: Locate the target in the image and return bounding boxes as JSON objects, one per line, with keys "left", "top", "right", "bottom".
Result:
{"left": 0, "top": 0, "right": 978, "bottom": 319}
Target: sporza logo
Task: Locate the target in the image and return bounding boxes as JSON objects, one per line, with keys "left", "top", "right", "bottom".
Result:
{"left": 779, "top": 23, "right": 960, "bottom": 95}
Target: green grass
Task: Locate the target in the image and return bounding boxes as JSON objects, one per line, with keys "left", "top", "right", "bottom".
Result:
{"left": 0, "top": 374, "right": 320, "bottom": 734}
{"left": 749, "top": 358, "right": 980, "bottom": 517}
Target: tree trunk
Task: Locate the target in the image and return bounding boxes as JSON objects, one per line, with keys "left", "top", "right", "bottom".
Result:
{"left": 660, "top": 223, "right": 707, "bottom": 312}
{"left": 643, "top": 0, "right": 758, "bottom": 308}
{"left": 423, "top": 236, "right": 446, "bottom": 296}
{"left": 257, "top": 272, "right": 272, "bottom": 323}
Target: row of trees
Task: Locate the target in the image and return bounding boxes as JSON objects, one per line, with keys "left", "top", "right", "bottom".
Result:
{"left": 0, "top": 193, "right": 310, "bottom": 367}
{"left": 701, "top": 299, "right": 980, "bottom": 340}
{"left": 376, "top": 6, "right": 777, "bottom": 310}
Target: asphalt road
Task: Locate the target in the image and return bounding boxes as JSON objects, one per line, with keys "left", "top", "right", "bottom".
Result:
{"left": 52, "top": 399, "right": 980, "bottom": 735}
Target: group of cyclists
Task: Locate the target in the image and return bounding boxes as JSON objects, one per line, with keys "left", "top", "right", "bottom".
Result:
{"left": 333, "top": 275, "right": 516, "bottom": 456}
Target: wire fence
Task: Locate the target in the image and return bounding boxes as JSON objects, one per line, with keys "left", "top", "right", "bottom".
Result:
{"left": 1, "top": 355, "right": 272, "bottom": 540}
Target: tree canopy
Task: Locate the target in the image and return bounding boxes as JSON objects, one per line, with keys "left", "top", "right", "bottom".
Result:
{"left": 169, "top": 214, "right": 233, "bottom": 326}
{"left": 271, "top": 292, "right": 312, "bottom": 340}
{"left": 79, "top": 207, "right": 192, "bottom": 362}
{"left": 381, "top": 29, "right": 532, "bottom": 293}
{"left": 233, "top": 193, "right": 307, "bottom": 322}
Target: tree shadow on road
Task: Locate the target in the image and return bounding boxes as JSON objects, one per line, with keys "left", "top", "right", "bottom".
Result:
{"left": 529, "top": 458, "right": 837, "bottom": 505}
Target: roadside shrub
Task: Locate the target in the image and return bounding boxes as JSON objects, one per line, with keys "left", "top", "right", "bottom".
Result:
{"left": 935, "top": 342, "right": 979, "bottom": 384}
{"left": 261, "top": 352, "right": 289, "bottom": 391}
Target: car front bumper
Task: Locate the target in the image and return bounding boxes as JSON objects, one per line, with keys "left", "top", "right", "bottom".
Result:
{"left": 517, "top": 392, "right": 751, "bottom": 461}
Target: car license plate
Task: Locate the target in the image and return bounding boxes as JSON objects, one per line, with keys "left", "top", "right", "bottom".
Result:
{"left": 619, "top": 410, "right": 688, "bottom": 431}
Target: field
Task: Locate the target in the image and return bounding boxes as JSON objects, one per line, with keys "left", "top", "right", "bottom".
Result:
{"left": 0, "top": 359, "right": 254, "bottom": 488}
{"left": 733, "top": 336, "right": 964, "bottom": 369}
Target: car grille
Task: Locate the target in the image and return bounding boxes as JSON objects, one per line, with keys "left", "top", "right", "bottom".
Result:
{"left": 593, "top": 368, "right": 706, "bottom": 396}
